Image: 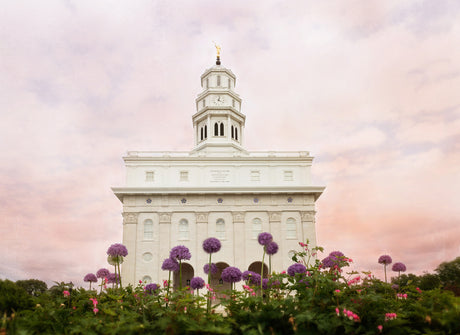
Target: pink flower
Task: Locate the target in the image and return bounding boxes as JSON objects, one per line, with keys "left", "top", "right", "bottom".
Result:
{"left": 385, "top": 313, "right": 397, "bottom": 321}
{"left": 163, "top": 280, "right": 168, "bottom": 287}
{"left": 334, "top": 289, "right": 341, "bottom": 293}
{"left": 335, "top": 307, "right": 340, "bottom": 316}
{"left": 377, "top": 325, "right": 383, "bottom": 333}
{"left": 93, "top": 308, "right": 99, "bottom": 315}
{"left": 416, "top": 287, "right": 422, "bottom": 293}
{"left": 63, "top": 290, "right": 70, "bottom": 297}
{"left": 89, "top": 298, "right": 98, "bottom": 307}
{"left": 281, "top": 271, "right": 286, "bottom": 274}
{"left": 139, "top": 280, "right": 142, "bottom": 284}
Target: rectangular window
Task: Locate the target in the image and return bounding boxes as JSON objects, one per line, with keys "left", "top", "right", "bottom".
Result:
{"left": 228, "top": 78, "right": 231, "bottom": 88}
{"left": 217, "top": 75, "right": 221, "bottom": 86}
{"left": 206, "top": 78, "right": 209, "bottom": 88}
{"left": 284, "top": 170, "right": 293, "bottom": 181}
{"left": 250, "top": 170, "right": 260, "bottom": 182}
{"left": 145, "top": 171, "right": 154, "bottom": 182}
{"left": 180, "top": 171, "right": 189, "bottom": 182}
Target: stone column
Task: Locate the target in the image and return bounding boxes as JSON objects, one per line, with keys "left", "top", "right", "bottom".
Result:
{"left": 121, "top": 212, "right": 139, "bottom": 286}
{"left": 195, "top": 212, "right": 209, "bottom": 277}
{"left": 232, "top": 211, "right": 246, "bottom": 269}
{"left": 268, "top": 211, "right": 282, "bottom": 273}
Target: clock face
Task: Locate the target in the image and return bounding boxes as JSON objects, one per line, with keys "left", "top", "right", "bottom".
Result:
{"left": 213, "top": 95, "right": 225, "bottom": 105}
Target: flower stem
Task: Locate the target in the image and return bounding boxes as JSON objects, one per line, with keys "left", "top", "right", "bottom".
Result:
{"left": 207, "top": 254, "right": 212, "bottom": 314}
{"left": 261, "top": 247, "right": 266, "bottom": 295}
{"left": 179, "top": 259, "right": 183, "bottom": 290}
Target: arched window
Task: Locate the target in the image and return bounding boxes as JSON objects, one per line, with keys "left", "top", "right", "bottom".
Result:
{"left": 216, "top": 219, "right": 225, "bottom": 239}
{"left": 179, "top": 219, "right": 189, "bottom": 240}
{"left": 144, "top": 219, "right": 153, "bottom": 240}
{"left": 286, "top": 218, "right": 297, "bottom": 239}
{"left": 214, "top": 123, "right": 219, "bottom": 136}
{"left": 252, "top": 218, "right": 262, "bottom": 239}
{"left": 142, "top": 276, "right": 152, "bottom": 284}
{"left": 235, "top": 127, "right": 238, "bottom": 140}
{"left": 204, "top": 125, "right": 207, "bottom": 138}
{"left": 231, "top": 125, "right": 234, "bottom": 139}
{"left": 200, "top": 127, "right": 203, "bottom": 141}
{"left": 220, "top": 123, "right": 224, "bottom": 136}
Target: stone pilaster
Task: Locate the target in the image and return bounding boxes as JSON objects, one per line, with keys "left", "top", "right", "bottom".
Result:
{"left": 121, "top": 212, "right": 139, "bottom": 285}
{"left": 268, "top": 211, "right": 282, "bottom": 273}
{"left": 300, "top": 210, "right": 316, "bottom": 247}
{"left": 232, "top": 211, "right": 246, "bottom": 269}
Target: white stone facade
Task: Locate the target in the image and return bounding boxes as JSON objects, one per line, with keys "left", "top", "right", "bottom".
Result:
{"left": 112, "top": 57, "right": 324, "bottom": 288}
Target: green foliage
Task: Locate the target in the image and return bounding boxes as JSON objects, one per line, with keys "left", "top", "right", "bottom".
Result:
{"left": 0, "top": 279, "right": 34, "bottom": 316}
{"left": 436, "top": 256, "right": 460, "bottom": 295}
{"left": 3, "top": 244, "right": 460, "bottom": 334}
{"left": 15, "top": 279, "right": 48, "bottom": 297}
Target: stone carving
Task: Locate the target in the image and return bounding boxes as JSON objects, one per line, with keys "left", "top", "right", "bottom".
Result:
{"left": 268, "top": 211, "right": 281, "bottom": 222}
{"left": 122, "top": 212, "right": 139, "bottom": 225}
{"left": 232, "top": 211, "right": 245, "bottom": 222}
{"left": 195, "top": 212, "right": 209, "bottom": 223}
{"left": 158, "top": 213, "right": 172, "bottom": 224}
{"left": 300, "top": 211, "right": 316, "bottom": 222}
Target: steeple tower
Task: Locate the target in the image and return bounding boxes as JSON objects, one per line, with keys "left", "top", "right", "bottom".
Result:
{"left": 191, "top": 48, "right": 246, "bottom": 156}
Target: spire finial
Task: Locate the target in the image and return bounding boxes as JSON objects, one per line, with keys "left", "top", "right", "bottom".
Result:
{"left": 213, "top": 41, "right": 221, "bottom": 65}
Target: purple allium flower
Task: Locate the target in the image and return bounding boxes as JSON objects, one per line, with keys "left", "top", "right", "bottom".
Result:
{"left": 242, "top": 271, "right": 261, "bottom": 286}
{"left": 262, "top": 278, "right": 269, "bottom": 290}
{"left": 144, "top": 283, "right": 159, "bottom": 295}
{"left": 96, "top": 268, "right": 110, "bottom": 278}
{"left": 107, "top": 243, "right": 128, "bottom": 257}
{"left": 322, "top": 251, "right": 346, "bottom": 268}
{"left": 202, "top": 238, "right": 221, "bottom": 254}
{"left": 203, "top": 263, "right": 218, "bottom": 275}
{"left": 270, "top": 280, "right": 281, "bottom": 288}
{"left": 287, "top": 263, "right": 307, "bottom": 277}
{"left": 258, "top": 232, "right": 273, "bottom": 246}
{"left": 329, "top": 251, "right": 344, "bottom": 258}
{"left": 392, "top": 262, "right": 406, "bottom": 272}
{"left": 107, "top": 273, "right": 119, "bottom": 284}
{"left": 84, "top": 273, "right": 97, "bottom": 282}
{"left": 190, "top": 277, "right": 205, "bottom": 290}
{"left": 169, "top": 245, "right": 191, "bottom": 261}
{"left": 266, "top": 241, "right": 279, "bottom": 255}
{"left": 221, "top": 266, "right": 242, "bottom": 283}
{"left": 161, "top": 258, "right": 179, "bottom": 272}
{"left": 321, "top": 256, "right": 335, "bottom": 268}
{"left": 378, "top": 255, "right": 392, "bottom": 265}
{"left": 391, "top": 284, "right": 399, "bottom": 290}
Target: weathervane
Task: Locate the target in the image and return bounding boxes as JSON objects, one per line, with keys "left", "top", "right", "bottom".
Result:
{"left": 213, "top": 41, "right": 221, "bottom": 65}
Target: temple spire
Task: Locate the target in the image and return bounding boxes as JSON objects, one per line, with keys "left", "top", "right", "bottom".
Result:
{"left": 213, "top": 41, "right": 221, "bottom": 65}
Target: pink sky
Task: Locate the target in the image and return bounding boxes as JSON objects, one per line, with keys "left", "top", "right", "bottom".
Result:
{"left": 1, "top": 1, "right": 459, "bottom": 287}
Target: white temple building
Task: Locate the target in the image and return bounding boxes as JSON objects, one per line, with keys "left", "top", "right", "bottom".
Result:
{"left": 112, "top": 53, "right": 325, "bottom": 288}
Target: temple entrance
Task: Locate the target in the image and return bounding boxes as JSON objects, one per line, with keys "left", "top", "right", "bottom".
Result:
{"left": 210, "top": 262, "right": 231, "bottom": 299}
{"left": 248, "top": 261, "right": 268, "bottom": 278}
{"left": 173, "top": 263, "right": 194, "bottom": 290}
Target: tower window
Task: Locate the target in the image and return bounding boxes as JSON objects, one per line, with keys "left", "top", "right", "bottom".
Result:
{"left": 214, "top": 123, "right": 219, "bottom": 136}
{"left": 232, "top": 99, "right": 235, "bottom": 107}
{"left": 217, "top": 75, "right": 221, "bottom": 86}
{"left": 220, "top": 123, "right": 224, "bottom": 136}
{"left": 206, "top": 78, "right": 209, "bottom": 89}
{"left": 286, "top": 218, "right": 297, "bottom": 239}
{"left": 216, "top": 218, "right": 225, "bottom": 239}
{"left": 284, "top": 170, "right": 293, "bottom": 181}
{"left": 144, "top": 219, "right": 154, "bottom": 240}
{"left": 204, "top": 125, "right": 207, "bottom": 138}
{"left": 235, "top": 127, "right": 238, "bottom": 140}
{"left": 231, "top": 125, "right": 234, "bottom": 139}
{"left": 145, "top": 171, "right": 154, "bottom": 182}
{"left": 179, "top": 219, "right": 189, "bottom": 240}
{"left": 202, "top": 99, "right": 205, "bottom": 108}
{"left": 228, "top": 78, "right": 231, "bottom": 88}
{"left": 252, "top": 218, "right": 262, "bottom": 239}
{"left": 180, "top": 171, "right": 189, "bottom": 181}
{"left": 200, "top": 127, "right": 204, "bottom": 141}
